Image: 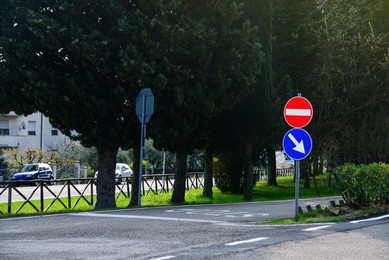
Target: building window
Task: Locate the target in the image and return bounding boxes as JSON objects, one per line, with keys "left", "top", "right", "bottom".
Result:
{"left": 52, "top": 129, "right": 58, "bottom": 136}
{"left": 28, "top": 121, "right": 36, "bottom": 135}
{"left": 0, "top": 120, "right": 10, "bottom": 135}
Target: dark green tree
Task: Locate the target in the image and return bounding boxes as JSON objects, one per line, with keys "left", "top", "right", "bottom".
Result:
{"left": 209, "top": 0, "right": 275, "bottom": 199}
{"left": 309, "top": 0, "right": 389, "bottom": 166}
{"left": 151, "top": 0, "right": 262, "bottom": 203}
{"left": 242, "top": 0, "right": 280, "bottom": 189}
{"left": 272, "top": 0, "right": 320, "bottom": 188}
{"left": 0, "top": 0, "right": 180, "bottom": 209}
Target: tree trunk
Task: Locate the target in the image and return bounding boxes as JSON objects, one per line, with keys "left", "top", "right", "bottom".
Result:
{"left": 95, "top": 146, "right": 118, "bottom": 209}
{"left": 267, "top": 147, "right": 277, "bottom": 186}
{"left": 242, "top": 142, "right": 253, "bottom": 201}
{"left": 171, "top": 151, "right": 187, "bottom": 203}
{"left": 129, "top": 142, "right": 141, "bottom": 207}
{"left": 203, "top": 147, "right": 213, "bottom": 199}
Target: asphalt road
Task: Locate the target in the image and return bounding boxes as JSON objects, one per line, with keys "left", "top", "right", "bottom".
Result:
{"left": 0, "top": 198, "right": 388, "bottom": 260}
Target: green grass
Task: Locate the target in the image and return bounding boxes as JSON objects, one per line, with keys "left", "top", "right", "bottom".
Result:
{"left": 0, "top": 175, "right": 340, "bottom": 217}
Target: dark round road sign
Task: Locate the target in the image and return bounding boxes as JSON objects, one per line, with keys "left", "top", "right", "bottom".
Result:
{"left": 136, "top": 88, "right": 154, "bottom": 124}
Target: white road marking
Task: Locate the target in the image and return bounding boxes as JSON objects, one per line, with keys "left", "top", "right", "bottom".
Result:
{"left": 70, "top": 212, "right": 223, "bottom": 224}
{"left": 149, "top": 256, "right": 176, "bottom": 260}
{"left": 349, "top": 214, "right": 389, "bottom": 224}
{"left": 164, "top": 209, "right": 267, "bottom": 218}
{"left": 225, "top": 237, "right": 269, "bottom": 246}
{"left": 303, "top": 225, "right": 332, "bottom": 231}
{"left": 215, "top": 222, "right": 260, "bottom": 227}
{"left": 285, "top": 108, "right": 311, "bottom": 116}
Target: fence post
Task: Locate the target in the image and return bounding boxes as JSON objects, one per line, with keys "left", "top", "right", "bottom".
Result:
{"left": 155, "top": 176, "right": 158, "bottom": 194}
{"left": 91, "top": 179, "right": 94, "bottom": 205}
{"left": 67, "top": 181, "right": 71, "bottom": 208}
{"left": 8, "top": 184, "right": 12, "bottom": 214}
{"left": 166, "top": 175, "right": 169, "bottom": 192}
{"left": 126, "top": 180, "right": 130, "bottom": 198}
{"left": 40, "top": 182, "right": 44, "bottom": 212}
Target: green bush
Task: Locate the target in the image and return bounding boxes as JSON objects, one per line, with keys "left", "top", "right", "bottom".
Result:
{"left": 330, "top": 163, "right": 389, "bottom": 208}
{"left": 213, "top": 157, "right": 242, "bottom": 193}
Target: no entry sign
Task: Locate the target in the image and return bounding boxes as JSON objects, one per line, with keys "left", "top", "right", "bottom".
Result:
{"left": 284, "top": 96, "right": 313, "bottom": 128}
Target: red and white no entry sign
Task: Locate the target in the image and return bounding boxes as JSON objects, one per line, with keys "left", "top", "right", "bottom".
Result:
{"left": 284, "top": 96, "right": 313, "bottom": 128}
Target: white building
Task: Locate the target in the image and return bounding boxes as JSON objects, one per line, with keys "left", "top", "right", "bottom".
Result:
{"left": 0, "top": 112, "right": 68, "bottom": 153}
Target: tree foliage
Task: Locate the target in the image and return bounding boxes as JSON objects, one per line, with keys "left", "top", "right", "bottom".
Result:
{"left": 0, "top": 0, "right": 180, "bottom": 208}
{"left": 149, "top": 0, "right": 263, "bottom": 203}
{"left": 309, "top": 0, "right": 389, "bottom": 166}
{"left": 1, "top": 0, "right": 262, "bottom": 206}
{"left": 0, "top": 0, "right": 387, "bottom": 207}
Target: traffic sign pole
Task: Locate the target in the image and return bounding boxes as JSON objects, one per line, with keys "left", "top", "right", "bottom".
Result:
{"left": 295, "top": 160, "right": 300, "bottom": 220}
{"left": 135, "top": 88, "right": 154, "bottom": 207}
{"left": 138, "top": 94, "right": 146, "bottom": 207}
{"left": 283, "top": 94, "right": 313, "bottom": 221}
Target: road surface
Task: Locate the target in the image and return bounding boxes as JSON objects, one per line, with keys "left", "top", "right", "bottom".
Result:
{"left": 1, "top": 198, "right": 388, "bottom": 259}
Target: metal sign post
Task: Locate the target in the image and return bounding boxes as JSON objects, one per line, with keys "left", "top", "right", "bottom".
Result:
{"left": 162, "top": 150, "right": 166, "bottom": 191}
{"left": 283, "top": 94, "right": 313, "bottom": 221}
{"left": 138, "top": 95, "right": 146, "bottom": 207}
{"left": 295, "top": 160, "right": 300, "bottom": 220}
{"left": 135, "top": 88, "right": 154, "bottom": 207}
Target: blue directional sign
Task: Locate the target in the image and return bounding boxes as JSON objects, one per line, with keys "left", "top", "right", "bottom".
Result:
{"left": 283, "top": 128, "right": 312, "bottom": 160}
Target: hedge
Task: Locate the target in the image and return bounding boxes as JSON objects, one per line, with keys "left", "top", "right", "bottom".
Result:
{"left": 330, "top": 163, "right": 389, "bottom": 208}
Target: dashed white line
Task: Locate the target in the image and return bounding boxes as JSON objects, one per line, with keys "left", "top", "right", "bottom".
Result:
{"left": 225, "top": 237, "right": 269, "bottom": 246}
{"left": 303, "top": 225, "right": 332, "bottom": 231}
{"left": 149, "top": 256, "right": 176, "bottom": 260}
{"left": 349, "top": 214, "right": 389, "bottom": 224}
{"left": 70, "top": 212, "right": 223, "bottom": 224}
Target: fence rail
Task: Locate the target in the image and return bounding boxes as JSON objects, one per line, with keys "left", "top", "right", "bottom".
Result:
{"left": 0, "top": 172, "right": 204, "bottom": 215}
{"left": 0, "top": 169, "right": 294, "bottom": 215}
{"left": 253, "top": 168, "right": 295, "bottom": 181}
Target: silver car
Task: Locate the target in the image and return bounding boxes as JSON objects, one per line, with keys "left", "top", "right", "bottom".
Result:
{"left": 94, "top": 163, "right": 133, "bottom": 184}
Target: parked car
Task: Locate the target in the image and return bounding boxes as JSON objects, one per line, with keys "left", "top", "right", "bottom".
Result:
{"left": 11, "top": 163, "right": 53, "bottom": 186}
{"left": 94, "top": 163, "right": 133, "bottom": 184}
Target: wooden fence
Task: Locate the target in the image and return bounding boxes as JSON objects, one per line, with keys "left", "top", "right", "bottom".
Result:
{"left": 0, "top": 169, "right": 294, "bottom": 215}
{"left": 0, "top": 172, "right": 204, "bottom": 215}
{"left": 253, "top": 168, "right": 295, "bottom": 181}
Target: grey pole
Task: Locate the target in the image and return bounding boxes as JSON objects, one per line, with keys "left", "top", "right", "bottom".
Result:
{"left": 138, "top": 95, "right": 146, "bottom": 207}
{"left": 162, "top": 151, "right": 166, "bottom": 190}
{"left": 295, "top": 160, "right": 300, "bottom": 220}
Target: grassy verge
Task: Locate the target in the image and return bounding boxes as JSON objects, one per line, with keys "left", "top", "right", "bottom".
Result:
{"left": 261, "top": 206, "right": 387, "bottom": 224}
{"left": 1, "top": 175, "right": 340, "bottom": 217}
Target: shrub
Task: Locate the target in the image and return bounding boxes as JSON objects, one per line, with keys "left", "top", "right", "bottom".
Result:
{"left": 213, "top": 156, "right": 242, "bottom": 193}
{"left": 330, "top": 163, "right": 389, "bottom": 208}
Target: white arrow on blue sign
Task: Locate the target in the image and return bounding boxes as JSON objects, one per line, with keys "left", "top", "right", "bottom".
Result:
{"left": 283, "top": 128, "right": 312, "bottom": 160}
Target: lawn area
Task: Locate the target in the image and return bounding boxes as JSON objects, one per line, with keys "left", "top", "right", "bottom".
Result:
{"left": 0, "top": 175, "right": 340, "bottom": 217}
{"left": 138, "top": 175, "right": 339, "bottom": 207}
